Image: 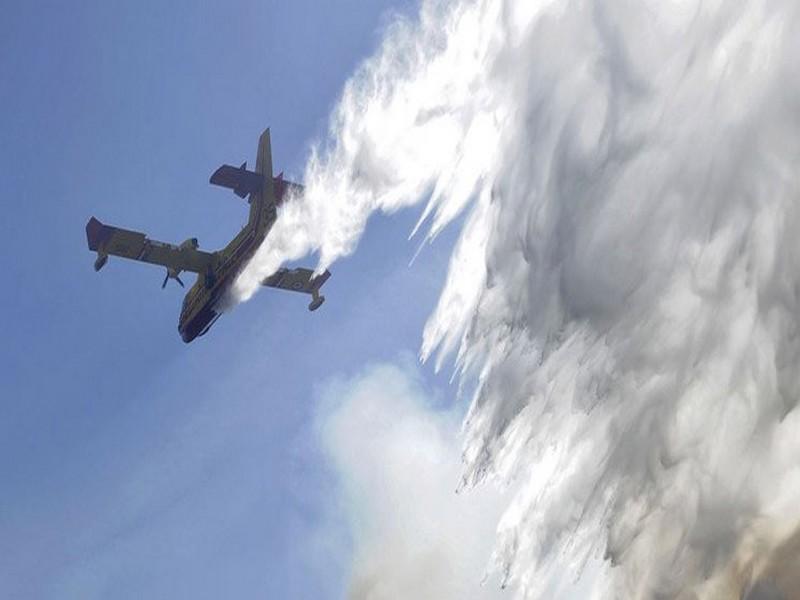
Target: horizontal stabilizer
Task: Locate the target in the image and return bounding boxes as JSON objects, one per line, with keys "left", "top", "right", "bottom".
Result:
{"left": 272, "top": 173, "right": 306, "bottom": 204}
{"left": 210, "top": 162, "right": 263, "bottom": 199}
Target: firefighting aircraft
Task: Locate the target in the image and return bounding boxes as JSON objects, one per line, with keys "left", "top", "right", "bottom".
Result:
{"left": 86, "top": 128, "right": 330, "bottom": 343}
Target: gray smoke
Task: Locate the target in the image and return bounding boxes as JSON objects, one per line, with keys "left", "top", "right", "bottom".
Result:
{"left": 316, "top": 363, "right": 510, "bottom": 600}
{"left": 239, "top": 1, "right": 800, "bottom": 597}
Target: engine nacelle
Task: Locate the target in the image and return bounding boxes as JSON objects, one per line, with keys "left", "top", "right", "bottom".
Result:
{"left": 180, "top": 238, "right": 199, "bottom": 250}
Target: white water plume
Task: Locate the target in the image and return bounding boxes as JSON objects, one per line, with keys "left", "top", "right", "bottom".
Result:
{"left": 239, "top": 1, "right": 800, "bottom": 597}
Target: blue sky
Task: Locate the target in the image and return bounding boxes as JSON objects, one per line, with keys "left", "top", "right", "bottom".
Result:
{"left": 0, "top": 2, "right": 464, "bottom": 597}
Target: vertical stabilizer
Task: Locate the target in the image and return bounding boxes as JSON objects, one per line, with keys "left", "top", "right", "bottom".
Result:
{"left": 256, "top": 128, "right": 273, "bottom": 178}
{"left": 249, "top": 128, "right": 276, "bottom": 229}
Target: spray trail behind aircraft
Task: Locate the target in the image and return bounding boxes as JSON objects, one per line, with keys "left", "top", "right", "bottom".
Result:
{"left": 237, "top": 1, "right": 800, "bottom": 597}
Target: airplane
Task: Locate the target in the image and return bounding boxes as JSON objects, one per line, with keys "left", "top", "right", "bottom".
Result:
{"left": 86, "top": 128, "right": 330, "bottom": 343}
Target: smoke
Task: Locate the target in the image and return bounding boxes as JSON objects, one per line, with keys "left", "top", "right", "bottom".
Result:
{"left": 241, "top": 0, "right": 800, "bottom": 597}
{"left": 316, "top": 363, "right": 510, "bottom": 600}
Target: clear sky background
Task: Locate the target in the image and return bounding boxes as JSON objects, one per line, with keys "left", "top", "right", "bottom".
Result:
{"left": 0, "top": 2, "right": 465, "bottom": 598}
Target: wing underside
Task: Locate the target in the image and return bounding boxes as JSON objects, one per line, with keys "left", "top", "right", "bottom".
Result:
{"left": 262, "top": 267, "right": 330, "bottom": 293}
{"left": 262, "top": 267, "right": 330, "bottom": 311}
{"left": 86, "top": 217, "right": 214, "bottom": 274}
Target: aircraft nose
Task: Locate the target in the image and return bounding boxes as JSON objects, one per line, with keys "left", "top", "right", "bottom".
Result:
{"left": 179, "top": 326, "right": 194, "bottom": 344}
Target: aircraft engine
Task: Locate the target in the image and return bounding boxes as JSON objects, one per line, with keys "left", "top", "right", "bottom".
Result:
{"left": 180, "top": 238, "right": 199, "bottom": 250}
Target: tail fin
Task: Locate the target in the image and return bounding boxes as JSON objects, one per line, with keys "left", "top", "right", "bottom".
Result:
{"left": 249, "top": 128, "right": 276, "bottom": 227}
{"left": 255, "top": 128, "right": 273, "bottom": 181}
{"left": 208, "top": 128, "right": 278, "bottom": 232}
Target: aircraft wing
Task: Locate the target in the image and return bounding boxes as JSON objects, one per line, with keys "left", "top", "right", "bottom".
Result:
{"left": 86, "top": 216, "right": 214, "bottom": 274}
{"left": 262, "top": 267, "right": 331, "bottom": 310}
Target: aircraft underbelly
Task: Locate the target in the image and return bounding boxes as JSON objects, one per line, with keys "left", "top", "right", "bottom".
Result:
{"left": 178, "top": 250, "right": 249, "bottom": 343}
{"left": 180, "top": 300, "right": 219, "bottom": 343}
{"left": 177, "top": 195, "right": 274, "bottom": 343}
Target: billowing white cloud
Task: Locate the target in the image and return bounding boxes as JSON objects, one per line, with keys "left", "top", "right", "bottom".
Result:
{"left": 316, "top": 363, "right": 510, "bottom": 600}
{"left": 242, "top": 1, "right": 800, "bottom": 597}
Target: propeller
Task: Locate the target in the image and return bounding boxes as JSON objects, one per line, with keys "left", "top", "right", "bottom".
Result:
{"left": 162, "top": 269, "right": 184, "bottom": 289}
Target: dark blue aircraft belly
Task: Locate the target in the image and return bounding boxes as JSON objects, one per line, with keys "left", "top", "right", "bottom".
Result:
{"left": 177, "top": 209, "right": 269, "bottom": 343}
{"left": 177, "top": 263, "right": 240, "bottom": 343}
{"left": 179, "top": 301, "right": 220, "bottom": 343}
